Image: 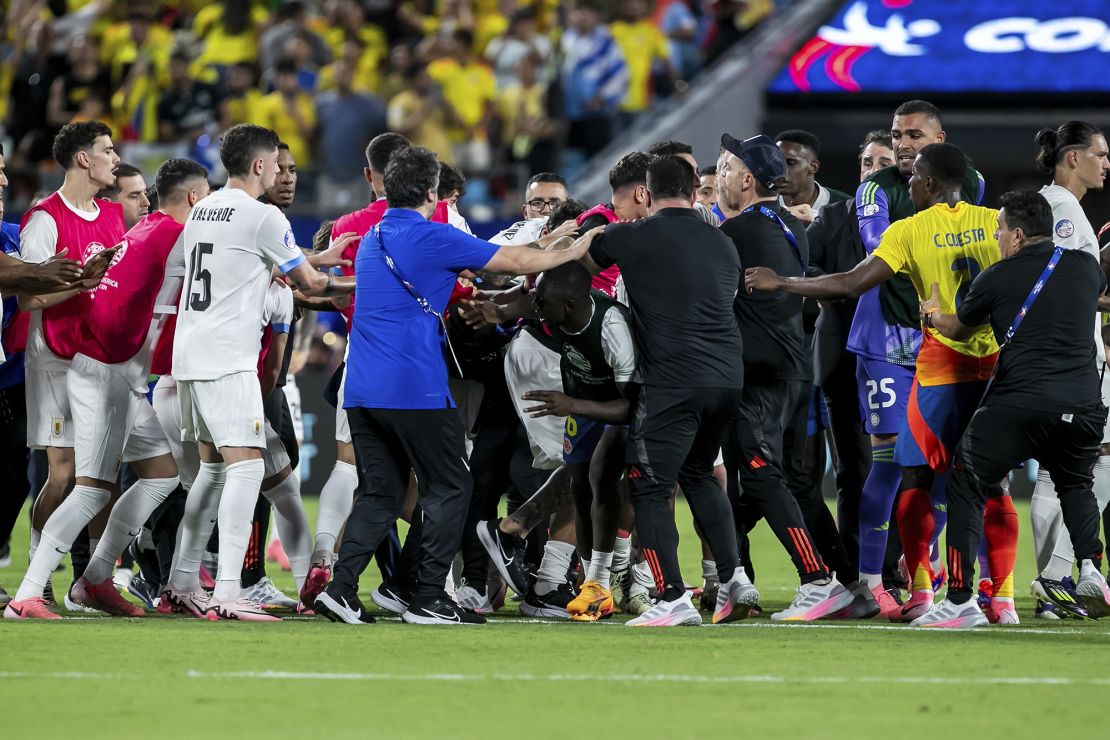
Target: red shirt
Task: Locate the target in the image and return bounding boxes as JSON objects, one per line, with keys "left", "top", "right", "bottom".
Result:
{"left": 330, "top": 199, "right": 450, "bottom": 329}
{"left": 20, "top": 193, "right": 125, "bottom": 360}
{"left": 79, "top": 211, "right": 182, "bottom": 365}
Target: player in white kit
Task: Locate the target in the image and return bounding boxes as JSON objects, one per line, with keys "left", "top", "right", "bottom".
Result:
{"left": 1028, "top": 121, "right": 1110, "bottom": 618}
{"left": 6, "top": 158, "right": 208, "bottom": 619}
{"left": 168, "top": 124, "right": 355, "bottom": 621}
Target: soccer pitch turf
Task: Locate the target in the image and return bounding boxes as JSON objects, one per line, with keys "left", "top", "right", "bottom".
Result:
{"left": 3, "top": 498, "right": 1108, "bottom": 739}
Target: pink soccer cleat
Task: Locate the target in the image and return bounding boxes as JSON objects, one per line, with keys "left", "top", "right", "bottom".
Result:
{"left": 199, "top": 565, "right": 216, "bottom": 591}
{"left": 204, "top": 598, "right": 282, "bottom": 622}
{"left": 71, "top": 576, "right": 144, "bottom": 617}
{"left": 871, "top": 584, "right": 903, "bottom": 621}
{"left": 266, "top": 539, "right": 292, "bottom": 571}
{"left": 299, "top": 562, "right": 331, "bottom": 608}
{"left": 896, "top": 589, "right": 935, "bottom": 622}
{"left": 4, "top": 597, "right": 61, "bottom": 620}
{"left": 986, "top": 597, "right": 1019, "bottom": 625}
{"left": 157, "top": 587, "right": 210, "bottom": 618}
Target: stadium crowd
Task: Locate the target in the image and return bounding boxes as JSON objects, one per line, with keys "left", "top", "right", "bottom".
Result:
{"left": 1, "top": 0, "right": 778, "bottom": 218}
{"left": 2, "top": 89, "right": 1110, "bottom": 628}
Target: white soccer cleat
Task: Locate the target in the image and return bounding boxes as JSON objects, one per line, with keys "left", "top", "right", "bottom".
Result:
{"left": 626, "top": 591, "right": 702, "bottom": 627}
{"left": 910, "top": 597, "right": 988, "bottom": 628}
{"left": 1075, "top": 570, "right": 1110, "bottom": 619}
{"left": 712, "top": 567, "right": 760, "bottom": 624}
{"left": 242, "top": 577, "right": 297, "bottom": 609}
{"left": 455, "top": 579, "right": 495, "bottom": 614}
{"left": 772, "top": 577, "right": 854, "bottom": 622}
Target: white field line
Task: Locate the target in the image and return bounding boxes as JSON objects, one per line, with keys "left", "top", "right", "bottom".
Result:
{"left": 4, "top": 670, "right": 1106, "bottom": 687}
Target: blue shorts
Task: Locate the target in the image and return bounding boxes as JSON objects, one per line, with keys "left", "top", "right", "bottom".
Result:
{"left": 894, "top": 378, "right": 987, "bottom": 473}
{"left": 563, "top": 415, "right": 606, "bottom": 464}
{"left": 807, "top": 386, "right": 829, "bottom": 436}
{"left": 856, "top": 357, "right": 915, "bottom": 436}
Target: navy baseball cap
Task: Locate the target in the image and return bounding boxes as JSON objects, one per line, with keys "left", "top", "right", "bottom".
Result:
{"left": 721, "top": 133, "right": 786, "bottom": 191}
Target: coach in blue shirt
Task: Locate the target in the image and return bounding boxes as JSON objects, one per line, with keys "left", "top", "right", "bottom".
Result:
{"left": 317, "top": 145, "right": 598, "bottom": 626}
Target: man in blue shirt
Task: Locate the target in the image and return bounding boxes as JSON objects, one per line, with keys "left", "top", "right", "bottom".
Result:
{"left": 314, "top": 146, "right": 598, "bottom": 626}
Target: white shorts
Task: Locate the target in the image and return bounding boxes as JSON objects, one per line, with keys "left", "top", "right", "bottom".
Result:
{"left": 67, "top": 354, "right": 172, "bottom": 481}
{"left": 335, "top": 367, "right": 351, "bottom": 445}
{"left": 178, "top": 371, "right": 266, "bottom": 450}
{"left": 152, "top": 376, "right": 200, "bottom": 491}
{"left": 26, "top": 365, "right": 73, "bottom": 449}
{"left": 504, "top": 331, "right": 564, "bottom": 470}
{"left": 262, "top": 418, "right": 291, "bottom": 478}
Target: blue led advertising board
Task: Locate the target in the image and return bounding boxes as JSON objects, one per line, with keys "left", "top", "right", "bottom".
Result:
{"left": 770, "top": 0, "right": 1110, "bottom": 94}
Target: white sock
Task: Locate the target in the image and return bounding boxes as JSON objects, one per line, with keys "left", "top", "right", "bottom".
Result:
{"left": 169, "top": 462, "right": 225, "bottom": 592}
{"left": 312, "top": 460, "right": 356, "bottom": 562}
{"left": 15, "top": 485, "right": 111, "bottom": 601}
{"left": 632, "top": 559, "right": 654, "bottom": 589}
{"left": 28, "top": 528, "right": 41, "bottom": 561}
{"left": 1030, "top": 468, "right": 1063, "bottom": 574}
{"left": 587, "top": 550, "right": 613, "bottom": 589}
{"left": 263, "top": 474, "right": 311, "bottom": 592}
{"left": 701, "top": 558, "right": 717, "bottom": 583}
{"left": 535, "top": 540, "right": 575, "bottom": 595}
{"left": 84, "top": 477, "right": 179, "bottom": 584}
{"left": 863, "top": 572, "right": 883, "bottom": 590}
{"left": 581, "top": 557, "right": 591, "bottom": 579}
{"left": 213, "top": 459, "right": 265, "bottom": 602}
{"left": 612, "top": 534, "right": 631, "bottom": 571}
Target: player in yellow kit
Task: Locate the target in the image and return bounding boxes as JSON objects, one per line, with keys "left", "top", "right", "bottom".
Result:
{"left": 745, "top": 143, "right": 1018, "bottom": 624}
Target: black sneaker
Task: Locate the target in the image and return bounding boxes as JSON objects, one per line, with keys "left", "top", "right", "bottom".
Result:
{"left": 127, "top": 573, "right": 158, "bottom": 610}
{"left": 520, "top": 581, "right": 576, "bottom": 618}
{"left": 402, "top": 597, "right": 486, "bottom": 625}
{"left": 475, "top": 519, "right": 528, "bottom": 596}
{"left": 370, "top": 583, "right": 410, "bottom": 615}
{"left": 830, "top": 582, "right": 881, "bottom": 620}
{"left": 314, "top": 589, "right": 377, "bottom": 625}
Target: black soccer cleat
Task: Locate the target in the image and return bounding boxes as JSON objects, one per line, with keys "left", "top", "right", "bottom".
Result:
{"left": 1032, "top": 576, "right": 1090, "bottom": 620}
{"left": 520, "top": 581, "right": 576, "bottom": 618}
{"left": 314, "top": 589, "right": 377, "bottom": 625}
{"left": 476, "top": 519, "right": 529, "bottom": 596}
{"left": 402, "top": 597, "right": 486, "bottom": 625}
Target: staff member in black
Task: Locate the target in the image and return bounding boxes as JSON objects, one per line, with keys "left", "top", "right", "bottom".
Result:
{"left": 580, "top": 154, "right": 757, "bottom": 627}
{"left": 718, "top": 134, "right": 864, "bottom": 620}
{"left": 916, "top": 191, "right": 1110, "bottom": 627}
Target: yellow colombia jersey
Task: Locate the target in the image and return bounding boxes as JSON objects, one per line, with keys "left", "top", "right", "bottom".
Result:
{"left": 873, "top": 201, "right": 1001, "bottom": 376}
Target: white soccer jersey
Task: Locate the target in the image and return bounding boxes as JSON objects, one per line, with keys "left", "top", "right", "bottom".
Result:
{"left": 173, "top": 188, "right": 305, "bottom": 380}
{"left": 262, "top": 280, "right": 294, "bottom": 331}
{"left": 490, "top": 217, "right": 548, "bottom": 246}
{"left": 1040, "top": 183, "right": 1104, "bottom": 365}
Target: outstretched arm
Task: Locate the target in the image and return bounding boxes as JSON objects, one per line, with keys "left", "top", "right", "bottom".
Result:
{"left": 744, "top": 253, "right": 894, "bottom": 300}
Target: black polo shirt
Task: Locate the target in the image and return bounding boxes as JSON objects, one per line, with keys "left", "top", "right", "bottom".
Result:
{"left": 721, "top": 202, "right": 811, "bottom": 384}
{"left": 958, "top": 241, "right": 1105, "bottom": 413}
{"left": 588, "top": 207, "right": 744, "bottom": 389}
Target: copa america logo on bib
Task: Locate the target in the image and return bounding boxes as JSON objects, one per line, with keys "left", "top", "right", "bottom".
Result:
{"left": 83, "top": 240, "right": 127, "bottom": 268}
{"left": 1055, "top": 219, "right": 1074, "bottom": 239}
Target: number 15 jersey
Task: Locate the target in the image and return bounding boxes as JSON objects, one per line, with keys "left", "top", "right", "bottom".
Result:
{"left": 173, "top": 187, "right": 305, "bottom": 380}
{"left": 872, "top": 201, "right": 1000, "bottom": 385}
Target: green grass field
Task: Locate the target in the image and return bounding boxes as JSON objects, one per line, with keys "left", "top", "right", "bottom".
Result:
{"left": 3, "top": 497, "right": 1108, "bottom": 739}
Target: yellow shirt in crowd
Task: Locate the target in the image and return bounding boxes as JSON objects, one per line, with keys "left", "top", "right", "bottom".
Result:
{"left": 610, "top": 19, "right": 670, "bottom": 113}
{"left": 426, "top": 58, "right": 496, "bottom": 142}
